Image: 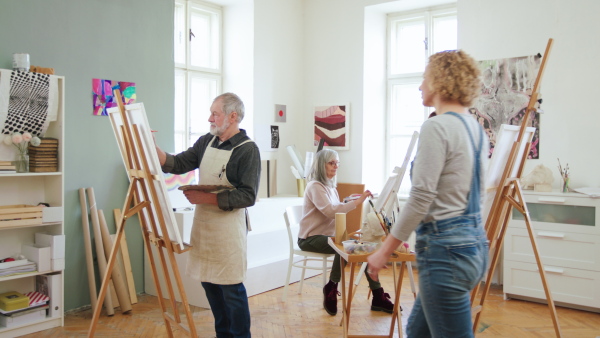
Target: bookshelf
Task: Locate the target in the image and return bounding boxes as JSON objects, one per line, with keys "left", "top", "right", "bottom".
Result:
{"left": 0, "top": 72, "right": 64, "bottom": 337}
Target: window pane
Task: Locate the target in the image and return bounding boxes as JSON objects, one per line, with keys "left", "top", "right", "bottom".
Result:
{"left": 390, "top": 82, "right": 426, "bottom": 135}
{"left": 190, "top": 7, "right": 219, "bottom": 69}
{"left": 390, "top": 18, "right": 425, "bottom": 74}
{"left": 432, "top": 15, "right": 457, "bottom": 53}
{"left": 189, "top": 74, "right": 218, "bottom": 147}
{"left": 174, "top": 2, "right": 186, "bottom": 65}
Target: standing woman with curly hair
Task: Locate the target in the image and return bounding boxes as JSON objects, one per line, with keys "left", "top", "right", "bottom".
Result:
{"left": 367, "top": 50, "right": 489, "bottom": 338}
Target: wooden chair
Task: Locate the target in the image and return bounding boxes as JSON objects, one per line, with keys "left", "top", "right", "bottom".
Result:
{"left": 282, "top": 205, "right": 334, "bottom": 302}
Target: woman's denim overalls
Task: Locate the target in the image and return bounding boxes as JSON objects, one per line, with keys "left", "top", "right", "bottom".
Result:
{"left": 406, "top": 112, "right": 489, "bottom": 338}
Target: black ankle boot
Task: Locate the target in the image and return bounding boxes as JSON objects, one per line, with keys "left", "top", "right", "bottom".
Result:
{"left": 323, "top": 280, "right": 339, "bottom": 315}
{"left": 371, "top": 287, "right": 394, "bottom": 314}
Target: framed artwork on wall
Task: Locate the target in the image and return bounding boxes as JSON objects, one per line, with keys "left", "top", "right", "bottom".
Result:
{"left": 313, "top": 104, "right": 349, "bottom": 150}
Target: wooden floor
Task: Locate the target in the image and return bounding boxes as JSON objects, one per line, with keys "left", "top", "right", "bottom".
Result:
{"left": 24, "top": 266, "right": 600, "bottom": 337}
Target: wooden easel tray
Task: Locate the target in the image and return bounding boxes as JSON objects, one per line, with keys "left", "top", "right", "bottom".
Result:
{"left": 178, "top": 185, "right": 233, "bottom": 193}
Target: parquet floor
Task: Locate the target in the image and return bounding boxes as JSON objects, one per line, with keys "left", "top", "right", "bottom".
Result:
{"left": 23, "top": 266, "right": 600, "bottom": 337}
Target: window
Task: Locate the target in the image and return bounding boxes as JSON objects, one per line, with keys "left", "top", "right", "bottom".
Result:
{"left": 386, "top": 6, "right": 457, "bottom": 196}
{"left": 174, "top": 0, "right": 222, "bottom": 152}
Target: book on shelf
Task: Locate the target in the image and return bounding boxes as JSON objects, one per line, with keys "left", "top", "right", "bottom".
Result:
{"left": 0, "top": 260, "right": 36, "bottom": 277}
{"left": 0, "top": 165, "right": 16, "bottom": 170}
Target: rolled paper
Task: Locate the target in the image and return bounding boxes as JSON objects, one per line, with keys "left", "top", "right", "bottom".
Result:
{"left": 286, "top": 145, "right": 304, "bottom": 178}
{"left": 304, "top": 151, "right": 314, "bottom": 178}
{"left": 335, "top": 213, "right": 347, "bottom": 244}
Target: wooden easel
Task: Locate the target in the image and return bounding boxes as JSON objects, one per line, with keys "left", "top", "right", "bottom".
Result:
{"left": 87, "top": 91, "right": 197, "bottom": 337}
{"left": 470, "top": 38, "right": 562, "bottom": 337}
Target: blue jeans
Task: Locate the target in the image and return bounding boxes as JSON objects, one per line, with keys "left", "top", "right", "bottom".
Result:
{"left": 201, "top": 282, "right": 251, "bottom": 338}
{"left": 407, "top": 214, "right": 489, "bottom": 338}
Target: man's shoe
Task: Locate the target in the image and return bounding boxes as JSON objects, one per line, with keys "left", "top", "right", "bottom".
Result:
{"left": 371, "top": 287, "right": 394, "bottom": 314}
{"left": 323, "top": 280, "right": 340, "bottom": 315}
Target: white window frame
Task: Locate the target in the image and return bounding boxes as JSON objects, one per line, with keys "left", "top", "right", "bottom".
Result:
{"left": 174, "top": 0, "right": 222, "bottom": 152}
{"left": 386, "top": 5, "right": 456, "bottom": 196}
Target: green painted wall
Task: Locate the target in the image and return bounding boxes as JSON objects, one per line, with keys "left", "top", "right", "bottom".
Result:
{"left": 0, "top": 0, "right": 175, "bottom": 311}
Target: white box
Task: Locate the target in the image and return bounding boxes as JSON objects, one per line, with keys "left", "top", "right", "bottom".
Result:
{"left": 51, "top": 258, "right": 64, "bottom": 271}
{"left": 175, "top": 210, "right": 194, "bottom": 245}
{"left": 21, "top": 244, "right": 51, "bottom": 272}
{"left": 42, "top": 207, "right": 63, "bottom": 223}
{"left": 0, "top": 308, "right": 46, "bottom": 328}
{"left": 35, "top": 233, "right": 65, "bottom": 259}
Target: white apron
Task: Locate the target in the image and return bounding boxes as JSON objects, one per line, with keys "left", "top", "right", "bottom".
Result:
{"left": 186, "top": 135, "right": 253, "bottom": 284}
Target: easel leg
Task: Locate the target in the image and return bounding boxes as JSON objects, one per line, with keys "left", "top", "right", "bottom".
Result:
{"left": 517, "top": 188, "right": 563, "bottom": 337}
{"left": 341, "top": 256, "right": 349, "bottom": 338}
{"left": 389, "top": 262, "right": 405, "bottom": 338}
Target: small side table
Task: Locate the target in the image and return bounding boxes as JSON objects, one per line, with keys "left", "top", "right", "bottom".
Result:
{"left": 328, "top": 237, "right": 416, "bottom": 338}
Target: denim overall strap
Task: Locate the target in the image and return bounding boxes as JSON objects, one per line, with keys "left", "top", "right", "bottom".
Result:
{"left": 446, "top": 112, "right": 483, "bottom": 215}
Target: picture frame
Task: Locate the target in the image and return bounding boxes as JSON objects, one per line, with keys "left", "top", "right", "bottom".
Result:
{"left": 313, "top": 104, "right": 349, "bottom": 150}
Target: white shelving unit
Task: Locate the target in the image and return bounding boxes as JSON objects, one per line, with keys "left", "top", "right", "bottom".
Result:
{"left": 0, "top": 74, "right": 65, "bottom": 337}
{"left": 503, "top": 190, "right": 600, "bottom": 313}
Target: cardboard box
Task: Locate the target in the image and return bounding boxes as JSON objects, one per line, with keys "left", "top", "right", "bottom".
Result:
{"left": 0, "top": 292, "right": 29, "bottom": 312}
{"left": 42, "top": 207, "right": 63, "bottom": 223}
{"left": 0, "top": 308, "right": 46, "bottom": 327}
{"left": 21, "top": 244, "right": 51, "bottom": 272}
{"left": 35, "top": 233, "right": 65, "bottom": 259}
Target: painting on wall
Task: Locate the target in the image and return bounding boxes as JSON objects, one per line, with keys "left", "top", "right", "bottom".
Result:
{"left": 313, "top": 104, "right": 349, "bottom": 150}
{"left": 275, "top": 104, "right": 286, "bottom": 122}
{"left": 92, "top": 78, "right": 136, "bottom": 116}
{"left": 469, "top": 54, "right": 542, "bottom": 159}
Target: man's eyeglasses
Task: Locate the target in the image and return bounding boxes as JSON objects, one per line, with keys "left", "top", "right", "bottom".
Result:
{"left": 327, "top": 161, "right": 341, "bottom": 167}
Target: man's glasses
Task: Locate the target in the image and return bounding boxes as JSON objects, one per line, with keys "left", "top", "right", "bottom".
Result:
{"left": 327, "top": 161, "right": 341, "bottom": 167}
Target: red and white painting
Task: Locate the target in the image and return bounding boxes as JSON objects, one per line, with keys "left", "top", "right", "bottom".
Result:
{"left": 313, "top": 105, "right": 348, "bottom": 150}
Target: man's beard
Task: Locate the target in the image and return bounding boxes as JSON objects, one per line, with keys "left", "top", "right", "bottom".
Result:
{"left": 210, "top": 118, "right": 231, "bottom": 136}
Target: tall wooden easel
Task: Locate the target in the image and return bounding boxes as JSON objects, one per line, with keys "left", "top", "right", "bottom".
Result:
{"left": 470, "top": 38, "right": 562, "bottom": 337}
{"left": 87, "top": 91, "right": 197, "bottom": 337}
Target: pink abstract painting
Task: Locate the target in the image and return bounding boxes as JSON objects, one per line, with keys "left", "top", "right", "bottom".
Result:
{"left": 314, "top": 105, "right": 348, "bottom": 150}
{"left": 92, "top": 79, "right": 136, "bottom": 116}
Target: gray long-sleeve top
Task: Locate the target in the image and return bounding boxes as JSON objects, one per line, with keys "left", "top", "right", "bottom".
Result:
{"left": 161, "top": 129, "right": 261, "bottom": 211}
{"left": 390, "top": 113, "right": 489, "bottom": 242}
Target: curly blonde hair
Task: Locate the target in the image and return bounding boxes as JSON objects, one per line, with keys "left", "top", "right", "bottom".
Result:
{"left": 426, "top": 50, "right": 481, "bottom": 107}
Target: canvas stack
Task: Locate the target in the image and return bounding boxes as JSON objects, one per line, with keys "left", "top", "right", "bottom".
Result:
{"left": 28, "top": 138, "right": 59, "bottom": 172}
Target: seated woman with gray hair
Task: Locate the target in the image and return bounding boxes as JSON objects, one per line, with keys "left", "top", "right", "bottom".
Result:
{"left": 297, "top": 148, "right": 394, "bottom": 316}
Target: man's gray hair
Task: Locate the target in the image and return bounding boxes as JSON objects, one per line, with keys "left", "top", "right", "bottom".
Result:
{"left": 214, "top": 92, "right": 245, "bottom": 123}
{"left": 307, "top": 148, "right": 338, "bottom": 188}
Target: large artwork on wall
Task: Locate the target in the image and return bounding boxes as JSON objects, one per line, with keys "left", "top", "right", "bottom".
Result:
{"left": 313, "top": 104, "right": 349, "bottom": 150}
{"left": 469, "top": 54, "right": 542, "bottom": 159}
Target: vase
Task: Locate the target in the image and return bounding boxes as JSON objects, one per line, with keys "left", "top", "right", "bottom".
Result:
{"left": 15, "top": 153, "right": 29, "bottom": 173}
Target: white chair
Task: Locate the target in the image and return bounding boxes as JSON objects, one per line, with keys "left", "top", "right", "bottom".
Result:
{"left": 282, "top": 205, "right": 334, "bottom": 302}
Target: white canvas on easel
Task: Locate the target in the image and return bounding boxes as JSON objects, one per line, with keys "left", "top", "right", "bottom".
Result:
{"left": 374, "top": 131, "right": 419, "bottom": 216}
{"left": 108, "top": 103, "right": 184, "bottom": 250}
{"left": 482, "top": 124, "right": 535, "bottom": 222}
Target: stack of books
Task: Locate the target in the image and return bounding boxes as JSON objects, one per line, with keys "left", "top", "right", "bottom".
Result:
{"left": 28, "top": 138, "right": 59, "bottom": 172}
{"left": 0, "top": 161, "right": 16, "bottom": 174}
{"left": 0, "top": 259, "right": 36, "bottom": 277}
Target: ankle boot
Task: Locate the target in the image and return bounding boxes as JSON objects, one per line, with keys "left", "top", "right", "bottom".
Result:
{"left": 371, "top": 287, "right": 394, "bottom": 314}
{"left": 323, "top": 280, "right": 340, "bottom": 315}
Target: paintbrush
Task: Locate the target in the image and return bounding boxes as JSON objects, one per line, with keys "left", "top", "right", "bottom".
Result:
{"left": 368, "top": 199, "right": 389, "bottom": 234}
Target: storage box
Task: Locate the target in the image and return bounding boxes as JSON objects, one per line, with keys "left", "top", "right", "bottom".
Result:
{"left": 21, "top": 244, "right": 51, "bottom": 272}
{"left": 51, "top": 258, "right": 64, "bottom": 271}
{"left": 42, "top": 207, "right": 63, "bottom": 223}
{"left": 0, "top": 205, "right": 44, "bottom": 228}
{"left": 0, "top": 292, "right": 29, "bottom": 312}
{"left": 0, "top": 308, "right": 46, "bottom": 328}
{"left": 35, "top": 233, "right": 65, "bottom": 259}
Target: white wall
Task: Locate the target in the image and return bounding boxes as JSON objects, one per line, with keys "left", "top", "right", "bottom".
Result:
{"left": 253, "top": 0, "right": 305, "bottom": 195}
{"left": 459, "top": 0, "right": 600, "bottom": 189}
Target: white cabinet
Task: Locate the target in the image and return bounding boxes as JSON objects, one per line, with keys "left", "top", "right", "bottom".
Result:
{"left": 0, "top": 74, "right": 65, "bottom": 337}
{"left": 503, "top": 190, "right": 600, "bottom": 312}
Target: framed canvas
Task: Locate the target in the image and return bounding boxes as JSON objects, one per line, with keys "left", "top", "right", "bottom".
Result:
{"left": 108, "top": 103, "right": 184, "bottom": 250}
{"left": 313, "top": 104, "right": 349, "bottom": 150}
